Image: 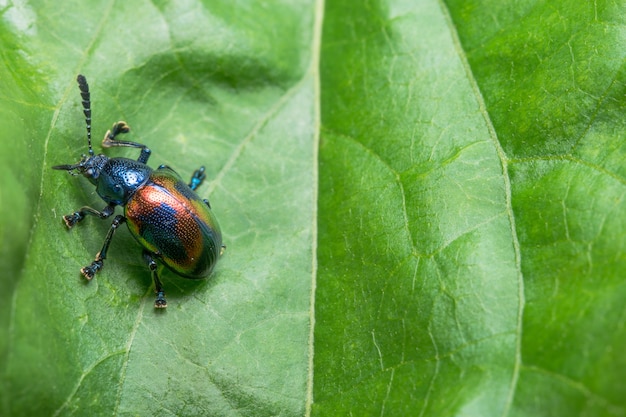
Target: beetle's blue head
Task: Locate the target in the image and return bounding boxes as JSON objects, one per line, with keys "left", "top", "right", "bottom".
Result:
{"left": 52, "top": 153, "right": 109, "bottom": 185}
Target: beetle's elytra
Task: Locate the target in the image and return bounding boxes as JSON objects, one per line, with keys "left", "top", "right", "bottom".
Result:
{"left": 53, "top": 75, "right": 223, "bottom": 308}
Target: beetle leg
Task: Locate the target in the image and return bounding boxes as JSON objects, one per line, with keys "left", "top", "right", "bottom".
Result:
{"left": 63, "top": 203, "right": 115, "bottom": 228}
{"left": 81, "top": 215, "right": 126, "bottom": 280}
{"left": 189, "top": 166, "right": 206, "bottom": 191}
{"left": 103, "top": 121, "right": 130, "bottom": 142}
{"left": 101, "top": 121, "right": 152, "bottom": 164}
{"left": 143, "top": 251, "right": 167, "bottom": 308}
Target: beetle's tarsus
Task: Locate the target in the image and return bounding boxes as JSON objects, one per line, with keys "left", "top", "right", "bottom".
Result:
{"left": 63, "top": 212, "right": 83, "bottom": 228}
{"left": 103, "top": 121, "right": 130, "bottom": 145}
{"left": 189, "top": 167, "right": 206, "bottom": 190}
{"left": 155, "top": 291, "right": 167, "bottom": 308}
{"left": 113, "top": 121, "right": 130, "bottom": 135}
{"left": 81, "top": 260, "right": 102, "bottom": 280}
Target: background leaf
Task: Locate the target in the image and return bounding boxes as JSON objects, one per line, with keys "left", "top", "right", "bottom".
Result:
{"left": 1, "top": 1, "right": 316, "bottom": 416}
{"left": 314, "top": 0, "right": 626, "bottom": 416}
{"left": 1, "top": 0, "right": 625, "bottom": 416}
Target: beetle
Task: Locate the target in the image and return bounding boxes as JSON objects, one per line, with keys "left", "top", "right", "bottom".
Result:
{"left": 53, "top": 74, "right": 223, "bottom": 308}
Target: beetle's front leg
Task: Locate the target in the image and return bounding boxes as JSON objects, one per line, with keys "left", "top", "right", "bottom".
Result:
{"left": 62, "top": 204, "right": 115, "bottom": 228}
{"left": 81, "top": 215, "right": 126, "bottom": 280}
{"left": 102, "top": 121, "right": 152, "bottom": 164}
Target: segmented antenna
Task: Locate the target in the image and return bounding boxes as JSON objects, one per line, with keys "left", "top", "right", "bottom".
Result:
{"left": 76, "top": 74, "right": 93, "bottom": 155}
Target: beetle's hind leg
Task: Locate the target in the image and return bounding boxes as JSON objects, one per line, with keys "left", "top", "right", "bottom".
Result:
{"left": 81, "top": 214, "right": 126, "bottom": 279}
{"left": 189, "top": 166, "right": 206, "bottom": 191}
{"left": 143, "top": 251, "right": 167, "bottom": 308}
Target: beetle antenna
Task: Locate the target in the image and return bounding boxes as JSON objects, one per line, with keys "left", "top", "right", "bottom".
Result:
{"left": 76, "top": 74, "right": 93, "bottom": 156}
{"left": 51, "top": 162, "right": 82, "bottom": 173}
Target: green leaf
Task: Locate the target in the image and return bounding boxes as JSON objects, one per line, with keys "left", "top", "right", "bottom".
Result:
{"left": 1, "top": 1, "right": 316, "bottom": 416}
{"left": 314, "top": 0, "right": 626, "bottom": 416}
{"left": 1, "top": 0, "right": 625, "bottom": 416}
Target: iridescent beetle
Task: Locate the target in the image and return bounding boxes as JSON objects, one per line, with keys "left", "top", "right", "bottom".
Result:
{"left": 53, "top": 75, "right": 223, "bottom": 308}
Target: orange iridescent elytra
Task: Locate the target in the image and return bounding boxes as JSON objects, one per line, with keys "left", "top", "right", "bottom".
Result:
{"left": 125, "top": 167, "right": 222, "bottom": 278}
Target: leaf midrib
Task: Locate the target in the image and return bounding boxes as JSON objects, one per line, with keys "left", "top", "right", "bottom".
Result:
{"left": 438, "top": 0, "right": 526, "bottom": 415}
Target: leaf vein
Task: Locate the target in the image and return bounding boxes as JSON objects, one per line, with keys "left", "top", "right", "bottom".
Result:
{"left": 438, "top": 1, "right": 526, "bottom": 415}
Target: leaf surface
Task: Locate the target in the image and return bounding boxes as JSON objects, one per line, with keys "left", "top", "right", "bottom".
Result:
{"left": 1, "top": 1, "right": 625, "bottom": 416}
{"left": 314, "top": 0, "right": 626, "bottom": 416}
{"left": 1, "top": 1, "right": 316, "bottom": 416}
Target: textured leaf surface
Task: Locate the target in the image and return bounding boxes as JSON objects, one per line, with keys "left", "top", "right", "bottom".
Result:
{"left": 0, "top": 1, "right": 316, "bottom": 416}
{"left": 314, "top": 0, "right": 626, "bottom": 416}
{"left": 1, "top": 0, "right": 625, "bottom": 416}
